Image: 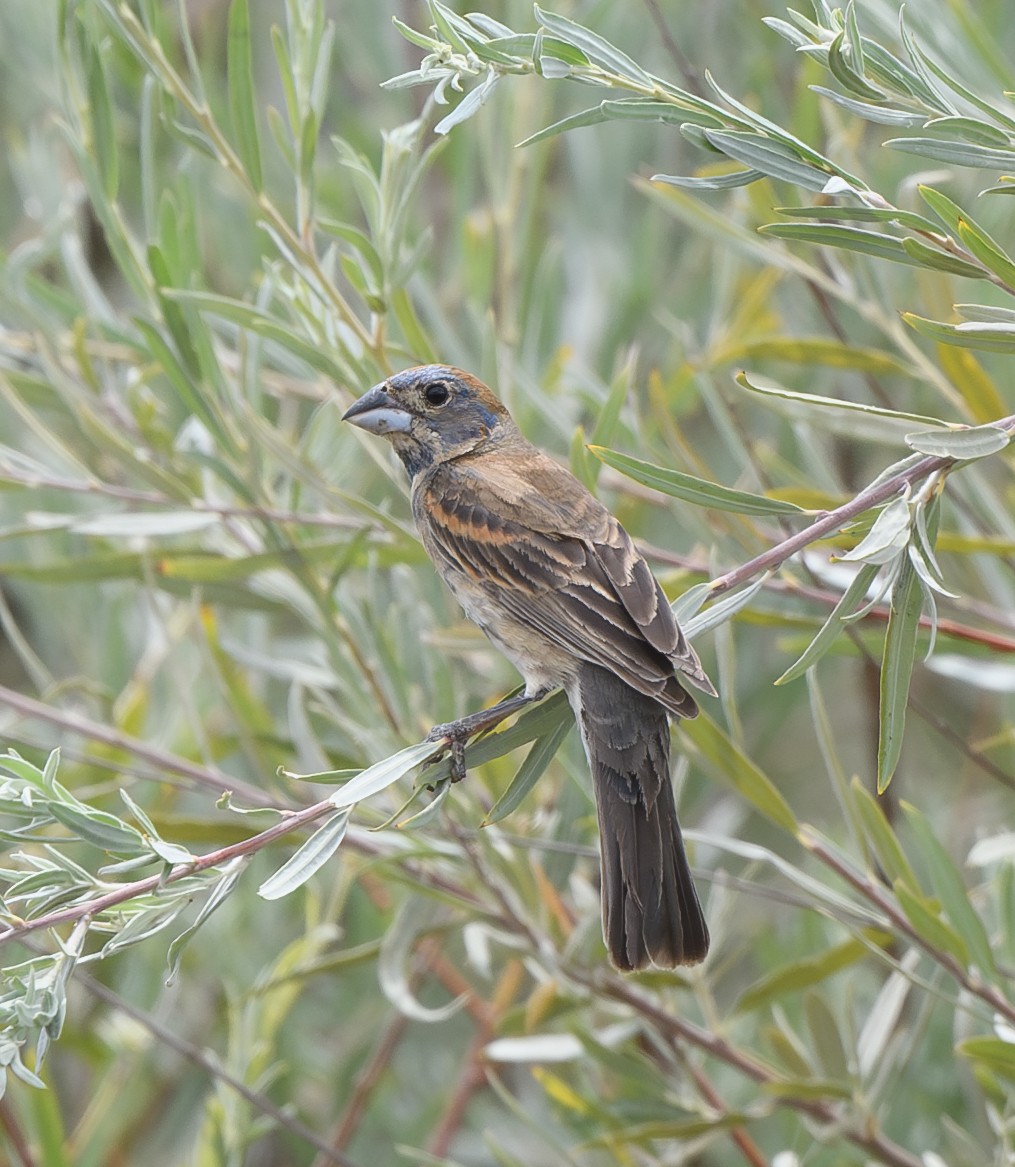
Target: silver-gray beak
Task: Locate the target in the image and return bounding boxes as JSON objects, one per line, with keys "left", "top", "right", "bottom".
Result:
{"left": 342, "top": 383, "right": 413, "bottom": 435}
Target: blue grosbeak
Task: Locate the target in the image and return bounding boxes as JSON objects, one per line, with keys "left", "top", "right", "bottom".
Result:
{"left": 344, "top": 365, "right": 715, "bottom": 970}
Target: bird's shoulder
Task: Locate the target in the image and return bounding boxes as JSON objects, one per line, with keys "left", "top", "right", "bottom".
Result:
{"left": 416, "top": 441, "right": 612, "bottom": 543}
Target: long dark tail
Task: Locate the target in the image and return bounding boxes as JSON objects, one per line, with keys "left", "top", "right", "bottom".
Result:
{"left": 570, "top": 663, "right": 709, "bottom": 970}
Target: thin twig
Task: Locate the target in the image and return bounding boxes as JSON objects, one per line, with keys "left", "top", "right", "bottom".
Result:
{"left": 75, "top": 969, "right": 359, "bottom": 1167}
{"left": 0, "top": 683, "right": 272, "bottom": 806}
{"left": 710, "top": 416, "right": 1015, "bottom": 597}
{"left": 598, "top": 975, "right": 925, "bottom": 1167}
{"left": 0, "top": 798, "right": 336, "bottom": 948}
{"left": 802, "top": 830, "right": 1015, "bottom": 1028}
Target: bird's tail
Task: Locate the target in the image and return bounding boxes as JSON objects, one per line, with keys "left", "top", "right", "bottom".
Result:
{"left": 570, "top": 663, "right": 709, "bottom": 970}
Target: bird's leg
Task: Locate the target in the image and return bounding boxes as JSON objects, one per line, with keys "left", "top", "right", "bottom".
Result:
{"left": 426, "top": 688, "right": 549, "bottom": 783}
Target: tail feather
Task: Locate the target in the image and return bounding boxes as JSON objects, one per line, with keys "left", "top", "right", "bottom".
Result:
{"left": 570, "top": 664, "right": 709, "bottom": 970}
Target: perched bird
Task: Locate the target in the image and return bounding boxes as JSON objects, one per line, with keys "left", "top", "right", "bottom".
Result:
{"left": 343, "top": 365, "right": 715, "bottom": 970}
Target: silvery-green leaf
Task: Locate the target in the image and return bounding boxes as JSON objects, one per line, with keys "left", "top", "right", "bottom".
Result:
{"left": 257, "top": 811, "right": 349, "bottom": 900}
{"left": 904, "top": 425, "right": 1010, "bottom": 459}
{"left": 839, "top": 498, "right": 911, "bottom": 565}
{"left": 328, "top": 739, "right": 443, "bottom": 809}
{"left": 683, "top": 576, "right": 769, "bottom": 639}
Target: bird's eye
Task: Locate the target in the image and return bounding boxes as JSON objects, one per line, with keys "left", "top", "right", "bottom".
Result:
{"left": 424, "top": 382, "right": 451, "bottom": 407}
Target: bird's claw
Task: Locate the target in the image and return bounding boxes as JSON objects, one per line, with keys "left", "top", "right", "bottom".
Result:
{"left": 425, "top": 722, "right": 469, "bottom": 784}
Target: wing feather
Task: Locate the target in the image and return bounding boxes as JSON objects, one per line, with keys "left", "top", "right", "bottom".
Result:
{"left": 415, "top": 451, "right": 712, "bottom": 713}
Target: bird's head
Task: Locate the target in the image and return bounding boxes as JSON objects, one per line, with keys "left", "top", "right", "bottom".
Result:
{"left": 343, "top": 365, "right": 516, "bottom": 477}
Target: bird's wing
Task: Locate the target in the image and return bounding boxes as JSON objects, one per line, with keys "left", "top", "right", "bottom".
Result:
{"left": 417, "top": 450, "right": 712, "bottom": 712}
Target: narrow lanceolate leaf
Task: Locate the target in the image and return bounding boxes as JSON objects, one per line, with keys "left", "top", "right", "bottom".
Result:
{"left": 840, "top": 497, "right": 911, "bottom": 566}
{"left": 651, "top": 168, "right": 764, "bottom": 190}
{"left": 958, "top": 1038, "right": 1015, "bottom": 1083}
{"left": 702, "top": 129, "right": 832, "bottom": 191}
{"left": 902, "top": 801, "right": 996, "bottom": 975}
{"left": 534, "top": 6, "right": 652, "bottom": 85}
{"left": 328, "top": 740, "right": 443, "bottom": 809}
{"left": 735, "top": 939, "right": 868, "bottom": 1013}
{"left": 683, "top": 576, "right": 768, "bottom": 640}
{"left": 517, "top": 106, "right": 610, "bottom": 147}
{"left": 483, "top": 709, "right": 573, "bottom": 826}
{"left": 257, "top": 811, "right": 349, "bottom": 899}
{"left": 877, "top": 554, "right": 923, "bottom": 793}
{"left": 759, "top": 223, "right": 929, "bottom": 267}
{"left": 809, "top": 86, "right": 924, "bottom": 127}
{"left": 904, "top": 424, "right": 1010, "bottom": 459}
{"left": 894, "top": 880, "right": 969, "bottom": 964}
{"left": 956, "top": 220, "right": 1015, "bottom": 287}
{"left": 87, "top": 44, "right": 119, "bottom": 201}
{"left": 737, "top": 372, "right": 945, "bottom": 427}
{"left": 899, "top": 238, "right": 988, "bottom": 279}
{"left": 776, "top": 562, "right": 881, "bottom": 684}
{"left": 884, "top": 137, "right": 1015, "bottom": 170}
{"left": 850, "top": 779, "right": 921, "bottom": 890}
{"left": 775, "top": 202, "right": 939, "bottom": 233}
{"left": 903, "top": 314, "right": 1015, "bottom": 354}
{"left": 682, "top": 712, "right": 798, "bottom": 833}
{"left": 227, "top": 0, "right": 263, "bottom": 190}
{"left": 587, "top": 446, "right": 806, "bottom": 516}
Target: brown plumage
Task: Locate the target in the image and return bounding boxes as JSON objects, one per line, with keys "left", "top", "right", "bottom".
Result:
{"left": 344, "top": 365, "right": 714, "bottom": 969}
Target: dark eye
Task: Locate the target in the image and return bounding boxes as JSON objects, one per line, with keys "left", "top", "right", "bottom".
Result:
{"left": 424, "top": 382, "right": 451, "bottom": 407}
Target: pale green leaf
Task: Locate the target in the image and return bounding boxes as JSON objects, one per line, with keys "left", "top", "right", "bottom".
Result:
{"left": 587, "top": 445, "right": 806, "bottom": 516}
{"left": 257, "top": 811, "right": 349, "bottom": 900}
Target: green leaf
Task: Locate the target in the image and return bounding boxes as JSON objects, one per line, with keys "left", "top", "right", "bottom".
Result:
{"left": 652, "top": 168, "right": 764, "bottom": 191}
{"left": 587, "top": 446, "right": 806, "bottom": 516}
{"left": 903, "top": 313, "right": 1015, "bottom": 354}
{"left": 760, "top": 222, "right": 930, "bottom": 267}
{"left": 533, "top": 6, "right": 652, "bottom": 85}
{"left": 87, "top": 43, "right": 119, "bottom": 201}
{"left": 884, "top": 137, "right": 1015, "bottom": 169}
{"left": 805, "top": 990, "right": 851, "bottom": 1079}
{"left": 164, "top": 289, "right": 350, "bottom": 380}
{"left": 956, "top": 220, "right": 1015, "bottom": 287}
{"left": 48, "top": 804, "right": 147, "bottom": 855}
{"left": 735, "top": 939, "right": 868, "bottom": 1013}
{"left": 958, "top": 1037, "right": 1015, "bottom": 1083}
{"left": 227, "top": 0, "right": 263, "bottom": 190}
{"left": 517, "top": 106, "right": 611, "bottom": 147}
{"left": 899, "top": 237, "right": 988, "bottom": 279}
{"left": 921, "top": 116, "right": 1013, "bottom": 148}
{"left": 733, "top": 337, "right": 909, "bottom": 373}
{"left": 840, "top": 497, "right": 911, "bottom": 567}
{"left": 850, "top": 779, "right": 921, "bottom": 889}
{"left": 257, "top": 811, "right": 349, "bottom": 900}
{"left": 737, "top": 371, "right": 945, "bottom": 430}
{"left": 776, "top": 563, "right": 881, "bottom": 684}
{"left": 809, "top": 86, "right": 924, "bottom": 127}
{"left": 327, "top": 739, "right": 443, "bottom": 809}
{"left": 683, "top": 575, "right": 768, "bottom": 640}
{"left": 166, "top": 866, "right": 243, "bottom": 982}
{"left": 877, "top": 554, "right": 922, "bottom": 793}
{"left": 902, "top": 801, "right": 996, "bottom": 974}
{"left": 827, "top": 29, "right": 883, "bottom": 101}
{"left": 894, "top": 880, "right": 969, "bottom": 964}
{"left": 904, "top": 425, "right": 1010, "bottom": 459}
{"left": 778, "top": 199, "right": 939, "bottom": 231}
{"left": 682, "top": 712, "right": 798, "bottom": 833}
{"left": 483, "top": 710, "right": 573, "bottom": 826}
{"left": 702, "top": 130, "right": 831, "bottom": 191}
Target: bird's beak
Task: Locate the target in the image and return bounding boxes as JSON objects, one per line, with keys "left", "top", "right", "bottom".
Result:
{"left": 342, "top": 383, "right": 413, "bottom": 435}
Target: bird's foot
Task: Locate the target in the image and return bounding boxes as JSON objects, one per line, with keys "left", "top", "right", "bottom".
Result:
{"left": 424, "top": 689, "right": 548, "bottom": 784}
{"left": 425, "top": 721, "right": 470, "bottom": 783}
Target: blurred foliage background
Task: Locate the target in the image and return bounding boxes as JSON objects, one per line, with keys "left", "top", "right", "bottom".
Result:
{"left": 3, "top": 0, "right": 1015, "bottom": 1164}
